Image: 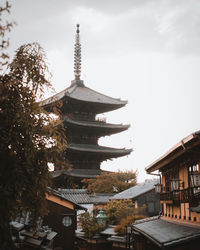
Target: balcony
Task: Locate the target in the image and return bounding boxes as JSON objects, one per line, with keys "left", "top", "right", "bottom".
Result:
{"left": 181, "top": 187, "right": 200, "bottom": 203}
{"left": 160, "top": 192, "right": 172, "bottom": 201}
{"left": 160, "top": 191, "right": 180, "bottom": 203}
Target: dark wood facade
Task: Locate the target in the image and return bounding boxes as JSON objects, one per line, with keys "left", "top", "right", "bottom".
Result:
{"left": 44, "top": 191, "right": 85, "bottom": 250}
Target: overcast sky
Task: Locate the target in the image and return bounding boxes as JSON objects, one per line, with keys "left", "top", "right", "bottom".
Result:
{"left": 7, "top": 0, "right": 200, "bottom": 182}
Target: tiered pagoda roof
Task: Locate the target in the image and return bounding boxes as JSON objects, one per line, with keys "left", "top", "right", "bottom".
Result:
{"left": 42, "top": 24, "right": 132, "bottom": 187}
{"left": 41, "top": 81, "right": 127, "bottom": 114}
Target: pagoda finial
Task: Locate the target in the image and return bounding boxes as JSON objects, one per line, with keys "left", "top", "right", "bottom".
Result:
{"left": 74, "top": 24, "right": 81, "bottom": 80}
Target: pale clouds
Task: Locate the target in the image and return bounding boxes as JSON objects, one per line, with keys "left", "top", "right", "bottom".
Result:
{"left": 7, "top": 0, "right": 200, "bottom": 181}
{"left": 9, "top": 0, "right": 200, "bottom": 56}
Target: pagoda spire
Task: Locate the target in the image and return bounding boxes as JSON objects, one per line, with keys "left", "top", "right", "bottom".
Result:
{"left": 72, "top": 24, "right": 84, "bottom": 86}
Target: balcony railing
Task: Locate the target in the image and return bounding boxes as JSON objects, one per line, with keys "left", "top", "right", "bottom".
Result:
{"left": 160, "top": 191, "right": 180, "bottom": 202}
{"left": 160, "top": 192, "right": 172, "bottom": 201}
{"left": 181, "top": 187, "right": 200, "bottom": 203}
{"left": 160, "top": 187, "right": 200, "bottom": 203}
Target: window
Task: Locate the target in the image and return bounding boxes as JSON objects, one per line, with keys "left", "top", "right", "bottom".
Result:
{"left": 189, "top": 164, "right": 200, "bottom": 188}
{"left": 62, "top": 216, "right": 72, "bottom": 227}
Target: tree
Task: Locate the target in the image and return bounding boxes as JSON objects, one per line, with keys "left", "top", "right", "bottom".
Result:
{"left": 0, "top": 42, "right": 67, "bottom": 249}
{"left": 0, "top": 1, "right": 15, "bottom": 70}
{"left": 79, "top": 212, "right": 104, "bottom": 238}
{"left": 0, "top": 6, "right": 67, "bottom": 247}
{"left": 82, "top": 170, "right": 137, "bottom": 194}
{"left": 114, "top": 215, "right": 146, "bottom": 236}
{"left": 104, "top": 199, "right": 146, "bottom": 225}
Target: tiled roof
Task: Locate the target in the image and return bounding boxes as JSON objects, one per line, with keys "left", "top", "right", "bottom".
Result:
{"left": 111, "top": 179, "right": 158, "bottom": 200}
{"left": 41, "top": 84, "right": 127, "bottom": 107}
{"left": 90, "top": 193, "right": 115, "bottom": 204}
{"left": 146, "top": 130, "right": 200, "bottom": 173}
{"left": 133, "top": 217, "right": 200, "bottom": 248}
{"left": 48, "top": 188, "right": 87, "bottom": 209}
{"left": 69, "top": 169, "right": 102, "bottom": 178}
{"left": 63, "top": 118, "right": 130, "bottom": 131}
{"left": 50, "top": 169, "right": 103, "bottom": 179}
{"left": 57, "top": 189, "right": 92, "bottom": 204}
{"left": 68, "top": 143, "right": 132, "bottom": 156}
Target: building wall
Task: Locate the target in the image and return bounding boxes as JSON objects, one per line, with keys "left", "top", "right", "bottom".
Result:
{"left": 135, "top": 190, "right": 161, "bottom": 216}
{"left": 44, "top": 200, "right": 76, "bottom": 250}
{"left": 161, "top": 161, "right": 200, "bottom": 223}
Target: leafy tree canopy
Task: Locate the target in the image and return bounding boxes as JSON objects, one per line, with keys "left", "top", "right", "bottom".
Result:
{"left": 105, "top": 199, "right": 146, "bottom": 225}
{"left": 79, "top": 212, "right": 104, "bottom": 239}
{"left": 114, "top": 215, "right": 146, "bottom": 236}
{"left": 82, "top": 170, "right": 137, "bottom": 194}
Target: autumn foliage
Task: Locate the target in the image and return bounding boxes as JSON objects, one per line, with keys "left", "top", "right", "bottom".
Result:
{"left": 114, "top": 215, "right": 146, "bottom": 235}
{"left": 0, "top": 3, "right": 67, "bottom": 247}
{"left": 104, "top": 199, "right": 146, "bottom": 225}
{"left": 79, "top": 212, "right": 105, "bottom": 238}
{"left": 82, "top": 170, "right": 137, "bottom": 194}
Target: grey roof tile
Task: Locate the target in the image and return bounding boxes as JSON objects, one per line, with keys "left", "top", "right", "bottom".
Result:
{"left": 90, "top": 193, "right": 115, "bottom": 204}
{"left": 111, "top": 179, "right": 158, "bottom": 200}
{"left": 41, "top": 84, "right": 127, "bottom": 107}
{"left": 68, "top": 143, "right": 132, "bottom": 155}
{"left": 58, "top": 189, "right": 92, "bottom": 204}
{"left": 133, "top": 218, "right": 200, "bottom": 247}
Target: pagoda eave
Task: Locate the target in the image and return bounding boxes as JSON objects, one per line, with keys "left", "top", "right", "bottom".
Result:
{"left": 66, "top": 144, "right": 132, "bottom": 160}
{"left": 63, "top": 118, "right": 130, "bottom": 136}
{"left": 40, "top": 84, "right": 127, "bottom": 114}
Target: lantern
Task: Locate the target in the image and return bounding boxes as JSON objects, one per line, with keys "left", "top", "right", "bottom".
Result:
{"left": 155, "top": 183, "right": 162, "bottom": 193}
{"left": 96, "top": 210, "right": 107, "bottom": 228}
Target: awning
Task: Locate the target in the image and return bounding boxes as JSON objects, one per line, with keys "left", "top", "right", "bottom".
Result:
{"left": 132, "top": 218, "right": 200, "bottom": 248}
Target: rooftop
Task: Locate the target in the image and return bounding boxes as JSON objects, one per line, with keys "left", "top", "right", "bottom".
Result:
{"left": 68, "top": 143, "right": 132, "bottom": 156}
{"left": 41, "top": 84, "right": 127, "bottom": 108}
{"left": 57, "top": 189, "right": 92, "bottom": 204}
{"left": 63, "top": 117, "right": 130, "bottom": 131}
{"left": 146, "top": 130, "right": 200, "bottom": 173}
{"left": 111, "top": 179, "right": 158, "bottom": 200}
{"left": 133, "top": 217, "right": 200, "bottom": 248}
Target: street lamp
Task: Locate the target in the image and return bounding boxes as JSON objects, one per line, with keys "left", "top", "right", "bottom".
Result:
{"left": 126, "top": 225, "right": 132, "bottom": 249}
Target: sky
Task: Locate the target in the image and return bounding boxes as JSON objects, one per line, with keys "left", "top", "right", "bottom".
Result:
{"left": 6, "top": 0, "right": 200, "bottom": 182}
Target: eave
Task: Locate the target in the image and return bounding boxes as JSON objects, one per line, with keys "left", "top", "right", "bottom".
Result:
{"left": 145, "top": 130, "right": 200, "bottom": 174}
{"left": 66, "top": 143, "right": 132, "bottom": 159}
{"left": 63, "top": 118, "right": 130, "bottom": 136}
{"left": 40, "top": 84, "right": 127, "bottom": 114}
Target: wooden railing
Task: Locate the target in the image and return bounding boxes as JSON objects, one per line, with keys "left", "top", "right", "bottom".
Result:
{"left": 160, "top": 187, "right": 200, "bottom": 203}
{"left": 160, "top": 192, "right": 172, "bottom": 201}
{"left": 180, "top": 188, "right": 200, "bottom": 203}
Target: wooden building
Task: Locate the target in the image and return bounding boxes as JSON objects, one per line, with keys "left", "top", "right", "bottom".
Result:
{"left": 11, "top": 189, "right": 85, "bottom": 250}
{"left": 41, "top": 24, "right": 132, "bottom": 187}
{"left": 132, "top": 130, "right": 200, "bottom": 250}
{"left": 44, "top": 189, "right": 86, "bottom": 250}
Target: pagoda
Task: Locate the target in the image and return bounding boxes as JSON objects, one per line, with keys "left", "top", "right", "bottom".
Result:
{"left": 41, "top": 24, "right": 132, "bottom": 187}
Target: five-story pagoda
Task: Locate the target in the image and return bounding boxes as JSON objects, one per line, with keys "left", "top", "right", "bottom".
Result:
{"left": 41, "top": 24, "right": 132, "bottom": 187}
